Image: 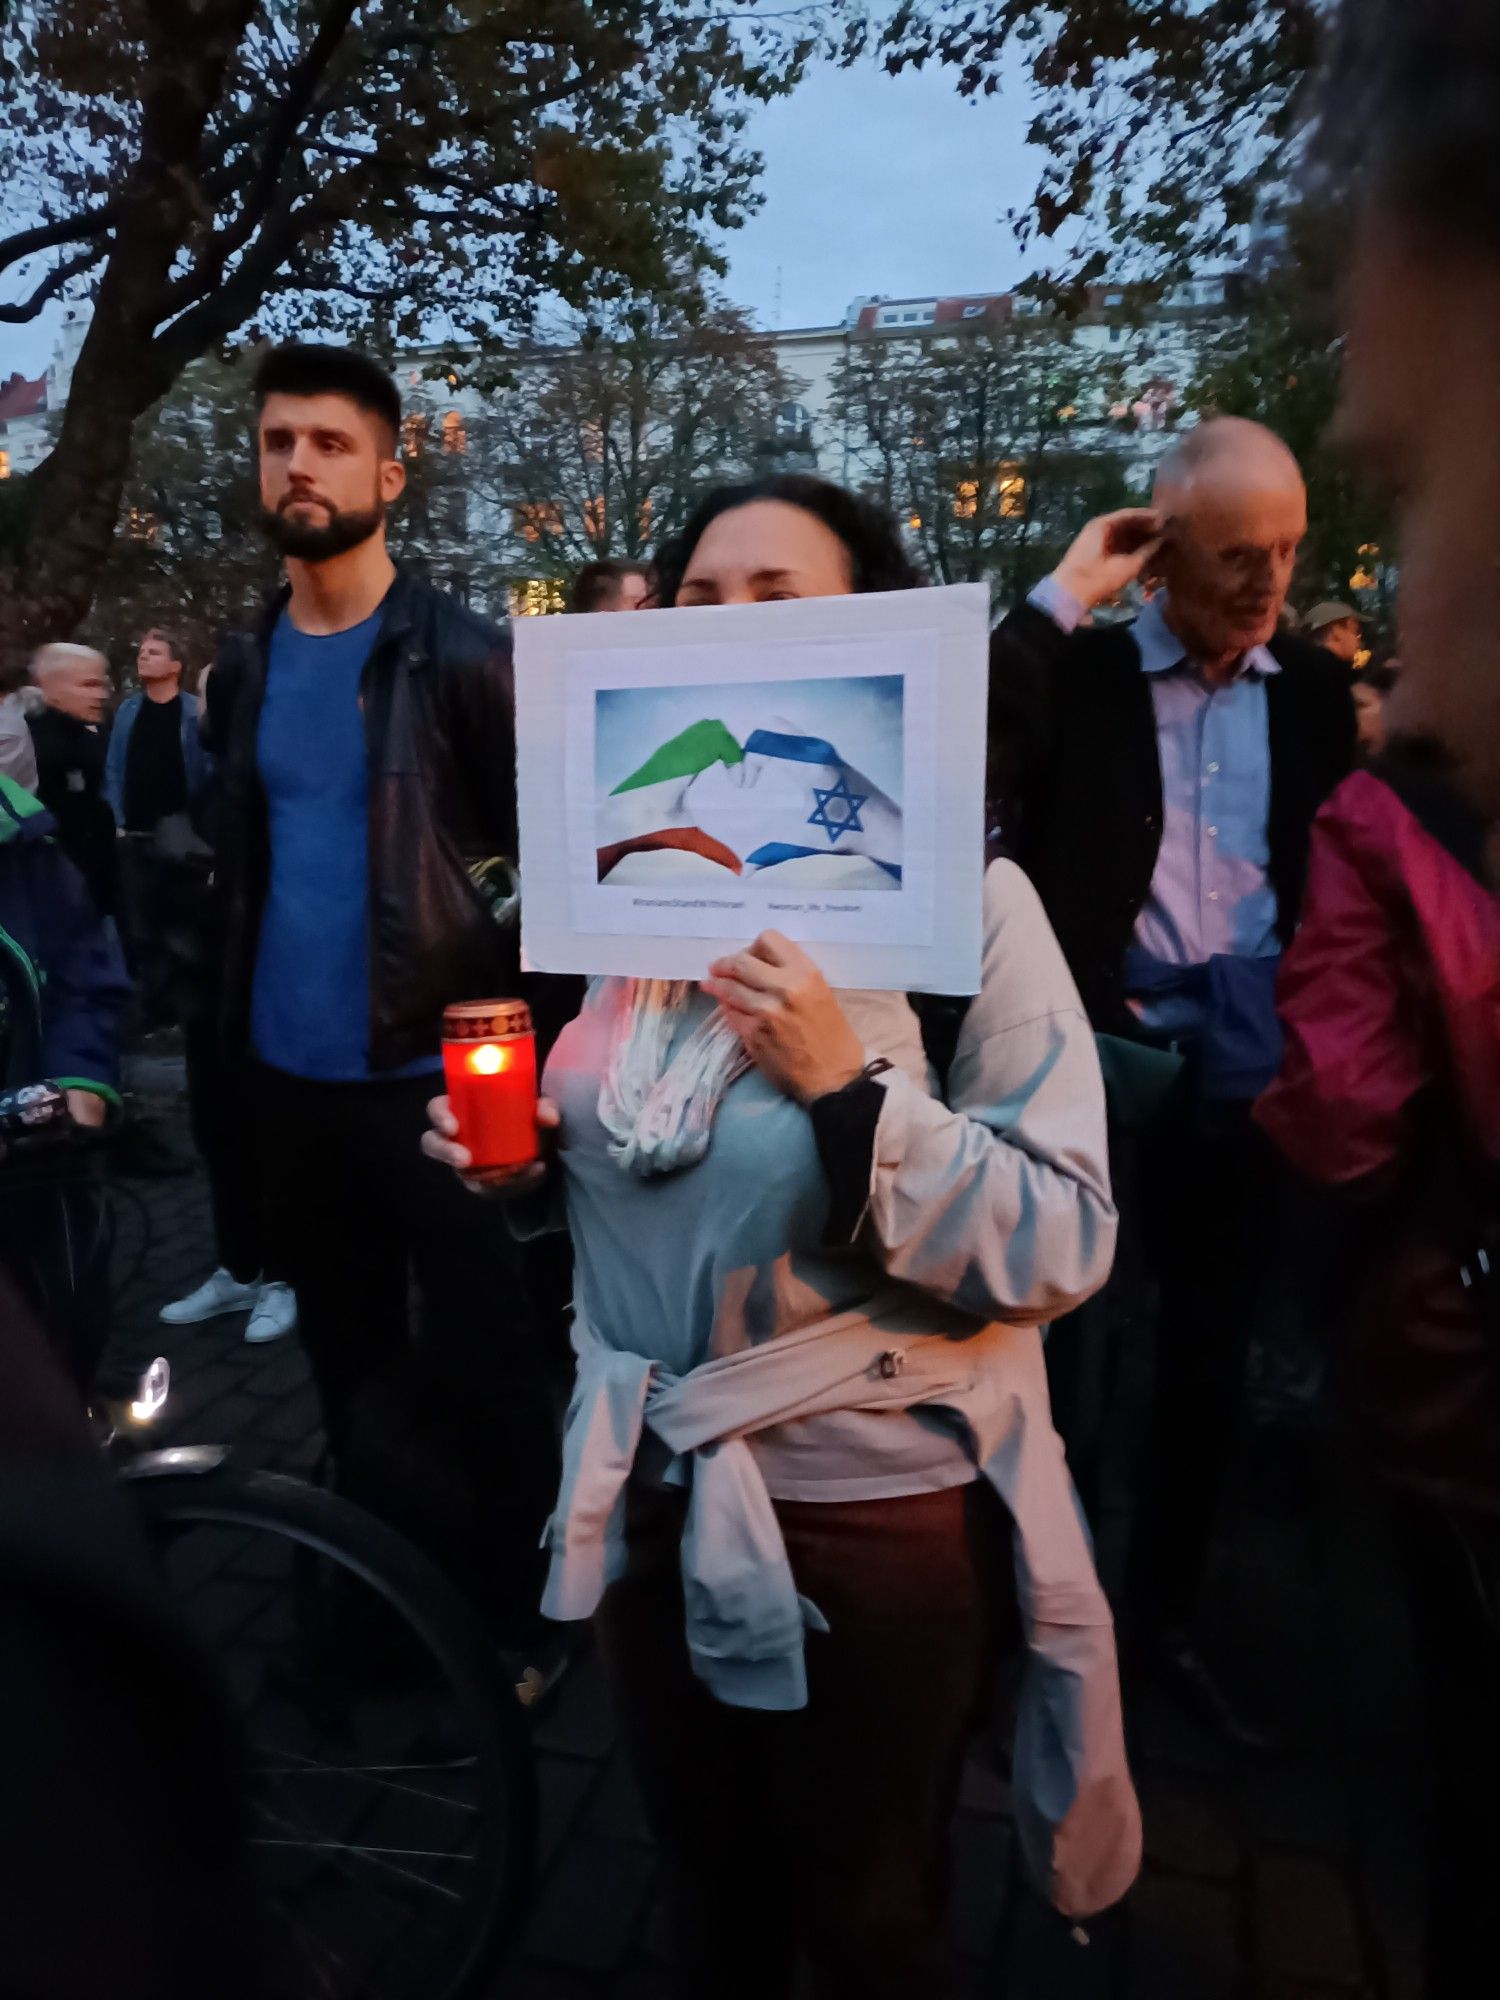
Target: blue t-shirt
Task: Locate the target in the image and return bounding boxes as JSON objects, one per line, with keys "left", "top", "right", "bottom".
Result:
{"left": 250, "top": 606, "right": 440, "bottom": 1082}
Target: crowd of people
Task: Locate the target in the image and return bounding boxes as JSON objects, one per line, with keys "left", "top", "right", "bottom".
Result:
{"left": 0, "top": 5, "right": 1497, "bottom": 1995}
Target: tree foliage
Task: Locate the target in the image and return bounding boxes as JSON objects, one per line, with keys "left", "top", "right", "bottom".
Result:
{"left": 828, "top": 321, "right": 1135, "bottom": 599}
{"left": 1189, "top": 213, "right": 1396, "bottom": 641}
{"left": 878, "top": 1, "right": 1324, "bottom": 294}
{"left": 0, "top": 0, "right": 832, "bottom": 652}
{"left": 457, "top": 291, "right": 792, "bottom": 594}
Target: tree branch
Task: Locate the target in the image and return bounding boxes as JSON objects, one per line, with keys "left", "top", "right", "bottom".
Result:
{"left": 0, "top": 204, "right": 119, "bottom": 282}
{"left": 186, "top": 0, "right": 360, "bottom": 288}
{"left": 0, "top": 245, "right": 100, "bottom": 323}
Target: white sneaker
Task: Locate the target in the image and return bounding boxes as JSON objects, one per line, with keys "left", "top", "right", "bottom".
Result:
{"left": 160, "top": 1267, "right": 262, "bottom": 1325}
{"left": 245, "top": 1281, "right": 297, "bottom": 1345}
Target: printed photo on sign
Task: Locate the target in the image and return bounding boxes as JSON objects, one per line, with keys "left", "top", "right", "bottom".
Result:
{"left": 514, "top": 584, "right": 990, "bottom": 993}
{"left": 594, "top": 675, "right": 904, "bottom": 892}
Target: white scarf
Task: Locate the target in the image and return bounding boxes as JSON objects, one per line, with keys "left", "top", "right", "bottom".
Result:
{"left": 597, "top": 979, "right": 751, "bottom": 1178}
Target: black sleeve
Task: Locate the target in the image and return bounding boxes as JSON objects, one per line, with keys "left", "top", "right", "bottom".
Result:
{"left": 987, "top": 599, "right": 1071, "bottom": 853}
{"left": 808, "top": 1075, "right": 887, "bottom": 1245}
{"left": 198, "top": 637, "right": 237, "bottom": 760}
{"left": 447, "top": 624, "right": 519, "bottom": 861}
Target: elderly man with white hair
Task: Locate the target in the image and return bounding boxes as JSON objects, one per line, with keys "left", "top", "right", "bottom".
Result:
{"left": 988, "top": 417, "right": 1357, "bottom": 1745}
{"left": 27, "top": 642, "right": 116, "bottom": 915}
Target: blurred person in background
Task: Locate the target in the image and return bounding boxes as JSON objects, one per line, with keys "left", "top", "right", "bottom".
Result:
{"left": 104, "top": 627, "right": 211, "bottom": 1032}
{"left": 1256, "top": 738, "right": 1498, "bottom": 1997}
{"left": 0, "top": 657, "right": 39, "bottom": 791}
{"left": 1303, "top": 600, "right": 1364, "bottom": 666}
{"left": 1352, "top": 661, "right": 1399, "bottom": 759}
{"left": 1321, "top": 0, "right": 1500, "bottom": 827}
{"left": 27, "top": 642, "right": 117, "bottom": 916}
{"left": 1298, "top": 2, "right": 1500, "bottom": 1988}
{"left": 568, "top": 557, "right": 651, "bottom": 613}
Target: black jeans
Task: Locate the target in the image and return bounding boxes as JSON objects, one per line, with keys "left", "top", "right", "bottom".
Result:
{"left": 115, "top": 837, "right": 176, "bottom": 1034}
{"left": 598, "top": 1481, "right": 1014, "bottom": 2000}
{"left": 1126, "top": 1087, "right": 1276, "bottom": 1635}
{"left": 183, "top": 1015, "right": 267, "bottom": 1286}
{"left": 250, "top": 1063, "right": 561, "bottom": 1635}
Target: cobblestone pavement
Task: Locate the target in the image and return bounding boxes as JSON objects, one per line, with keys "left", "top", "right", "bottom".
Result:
{"left": 105, "top": 1056, "right": 1427, "bottom": 1999}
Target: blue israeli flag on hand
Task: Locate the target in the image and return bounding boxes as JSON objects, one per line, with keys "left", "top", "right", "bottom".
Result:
{"left": 683, "top": 721, "right": 903, "bottom": 884}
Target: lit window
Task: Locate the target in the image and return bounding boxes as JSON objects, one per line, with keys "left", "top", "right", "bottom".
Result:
{"left": 513, "top": 501, "right": 563, "bottom": 543}
{"left": 998, "top": 467, "right": 1026, "bottom": 519}
{"left": 908, "top": 513, "right": 922, "bottom": 531}
{"left": 0, "top": 450, "right": 9, "bottom": 481}
{"left": 583, "top": 495, "right": 607, "bottom": 539}
{"left": 126, "top": 506, "right": 159, "bottom": 543}
{"left": 1055, "top": 404, "right": 1078, "bottom": 421}
{"left": 1349, "top": 566, "right": 1376, "bottom": 592}
{"left": 508, "top": 578, "right": 567, "bottom": 617}
{"left": 953, "top": 480, "right": 978, "bottom": 520}
{"left": 442, "top": 410, "right": 467, "bottom": 454}
{"left": 402, "top": 413, "right": 428, "bottom": 457}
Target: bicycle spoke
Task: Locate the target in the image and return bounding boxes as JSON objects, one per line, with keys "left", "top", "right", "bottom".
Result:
{"left": 251, "top": 1802, "right": 469, "bottom": 1903}
{"left": 254, "top": 1746, "right": 483, "bottom": 1814}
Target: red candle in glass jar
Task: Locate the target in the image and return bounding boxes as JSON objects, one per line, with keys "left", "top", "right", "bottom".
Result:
{"left": 441, "top": 999, "right": 539, "bottom": 1184}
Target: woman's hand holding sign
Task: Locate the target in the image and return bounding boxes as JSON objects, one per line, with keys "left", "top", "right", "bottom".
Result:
{"left": 704, "top": 932, "right": 867, "bottom": 1105}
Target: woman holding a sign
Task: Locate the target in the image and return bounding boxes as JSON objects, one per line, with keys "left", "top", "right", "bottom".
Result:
{"left": 426, "top": 476, "right": 1137, "bottom": 1997}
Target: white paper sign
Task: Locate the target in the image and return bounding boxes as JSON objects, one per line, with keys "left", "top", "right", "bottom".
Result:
{"left": 514, "top": 584, "right": 989, "bottom": 993}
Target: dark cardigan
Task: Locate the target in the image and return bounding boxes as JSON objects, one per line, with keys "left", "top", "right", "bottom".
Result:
{"left": 986, "top": 600, "right": 1357, "bottom": 1033}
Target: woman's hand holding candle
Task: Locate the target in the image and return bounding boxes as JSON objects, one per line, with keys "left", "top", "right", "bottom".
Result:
{"left": 703, "top": 931, "right": 866, "bottom": 1106}
{"left": 423, "top": 1094, "right": 560, "bottom": 1194}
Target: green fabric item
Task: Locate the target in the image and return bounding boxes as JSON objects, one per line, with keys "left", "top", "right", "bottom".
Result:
{"left": 611, "top": 719, "right": 743, "bottom": 795}
{"left": 1095, "top": 1032, "right": 1184, "bottom": 1132}
{"left": 0, "top": 770, "right": 46, "bottom": 841}
{"left": 52, "top": 1078, "right": 124, "bottom": 1117}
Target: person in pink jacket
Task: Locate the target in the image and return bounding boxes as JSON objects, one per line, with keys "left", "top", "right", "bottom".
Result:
{"left": 1256, "top": 740, "right": 1499, "bottom": 2000}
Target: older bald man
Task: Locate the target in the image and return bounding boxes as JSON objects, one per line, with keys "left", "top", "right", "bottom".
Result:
{"left": 990, "top": 417, "right": 1355, "bottom": 1740}
{"left": 28, "top": 643, "right": 116, "bottom": 914}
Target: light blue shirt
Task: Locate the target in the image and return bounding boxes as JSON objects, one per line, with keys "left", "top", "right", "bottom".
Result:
{"left": 1027, "top": 581, "right": 1280, "bottom": 1041}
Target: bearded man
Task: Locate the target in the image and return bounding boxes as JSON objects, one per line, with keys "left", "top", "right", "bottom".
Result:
{"left": 199, "top": 343, "right": 559, "bottom": 1642}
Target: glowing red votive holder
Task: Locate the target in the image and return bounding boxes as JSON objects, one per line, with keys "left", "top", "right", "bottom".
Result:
{"left": 441, "top": 999, "right": 539, "bottom": 1185}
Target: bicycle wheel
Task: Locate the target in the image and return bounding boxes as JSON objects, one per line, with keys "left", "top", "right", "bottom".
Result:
{"left": 126, "top": 1461, "right": 537, "bottom": 2000}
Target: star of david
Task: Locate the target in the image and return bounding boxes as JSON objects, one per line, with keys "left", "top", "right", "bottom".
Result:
{"left": 806, "top": 775, "right": 868, "bottom": 845}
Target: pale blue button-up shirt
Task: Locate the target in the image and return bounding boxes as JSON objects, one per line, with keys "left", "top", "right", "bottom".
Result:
{"left": 1027, "top": 581, "right": 1281, "bottom": 1044}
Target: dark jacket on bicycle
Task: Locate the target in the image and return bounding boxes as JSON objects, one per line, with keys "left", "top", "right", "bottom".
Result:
{"left": 0, "top": 771, "right": 127, "bottom": 1106}
{"left": 200, "top": 567, "right": 530, "bottom": 1072}
{"left": 0, "top": 771, "right": 129, "bottom": 1387}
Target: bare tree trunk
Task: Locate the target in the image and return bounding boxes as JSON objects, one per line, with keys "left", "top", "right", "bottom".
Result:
{"left": 0, "top": 0, "right": 255, "bottom": 667}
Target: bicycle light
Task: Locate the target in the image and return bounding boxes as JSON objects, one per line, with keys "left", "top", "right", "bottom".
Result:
{"left": 128, "top": 1356, "right": 171, "bottom": 1426}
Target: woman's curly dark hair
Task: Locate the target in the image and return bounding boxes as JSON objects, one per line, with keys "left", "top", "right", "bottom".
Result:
{"left": 653, "top": 474, "right": 925, "bottom": 606}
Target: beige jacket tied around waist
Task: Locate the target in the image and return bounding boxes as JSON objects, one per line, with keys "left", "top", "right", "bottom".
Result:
{"left": 541, "top": 861, "right": 1142, "bottom": 1918}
